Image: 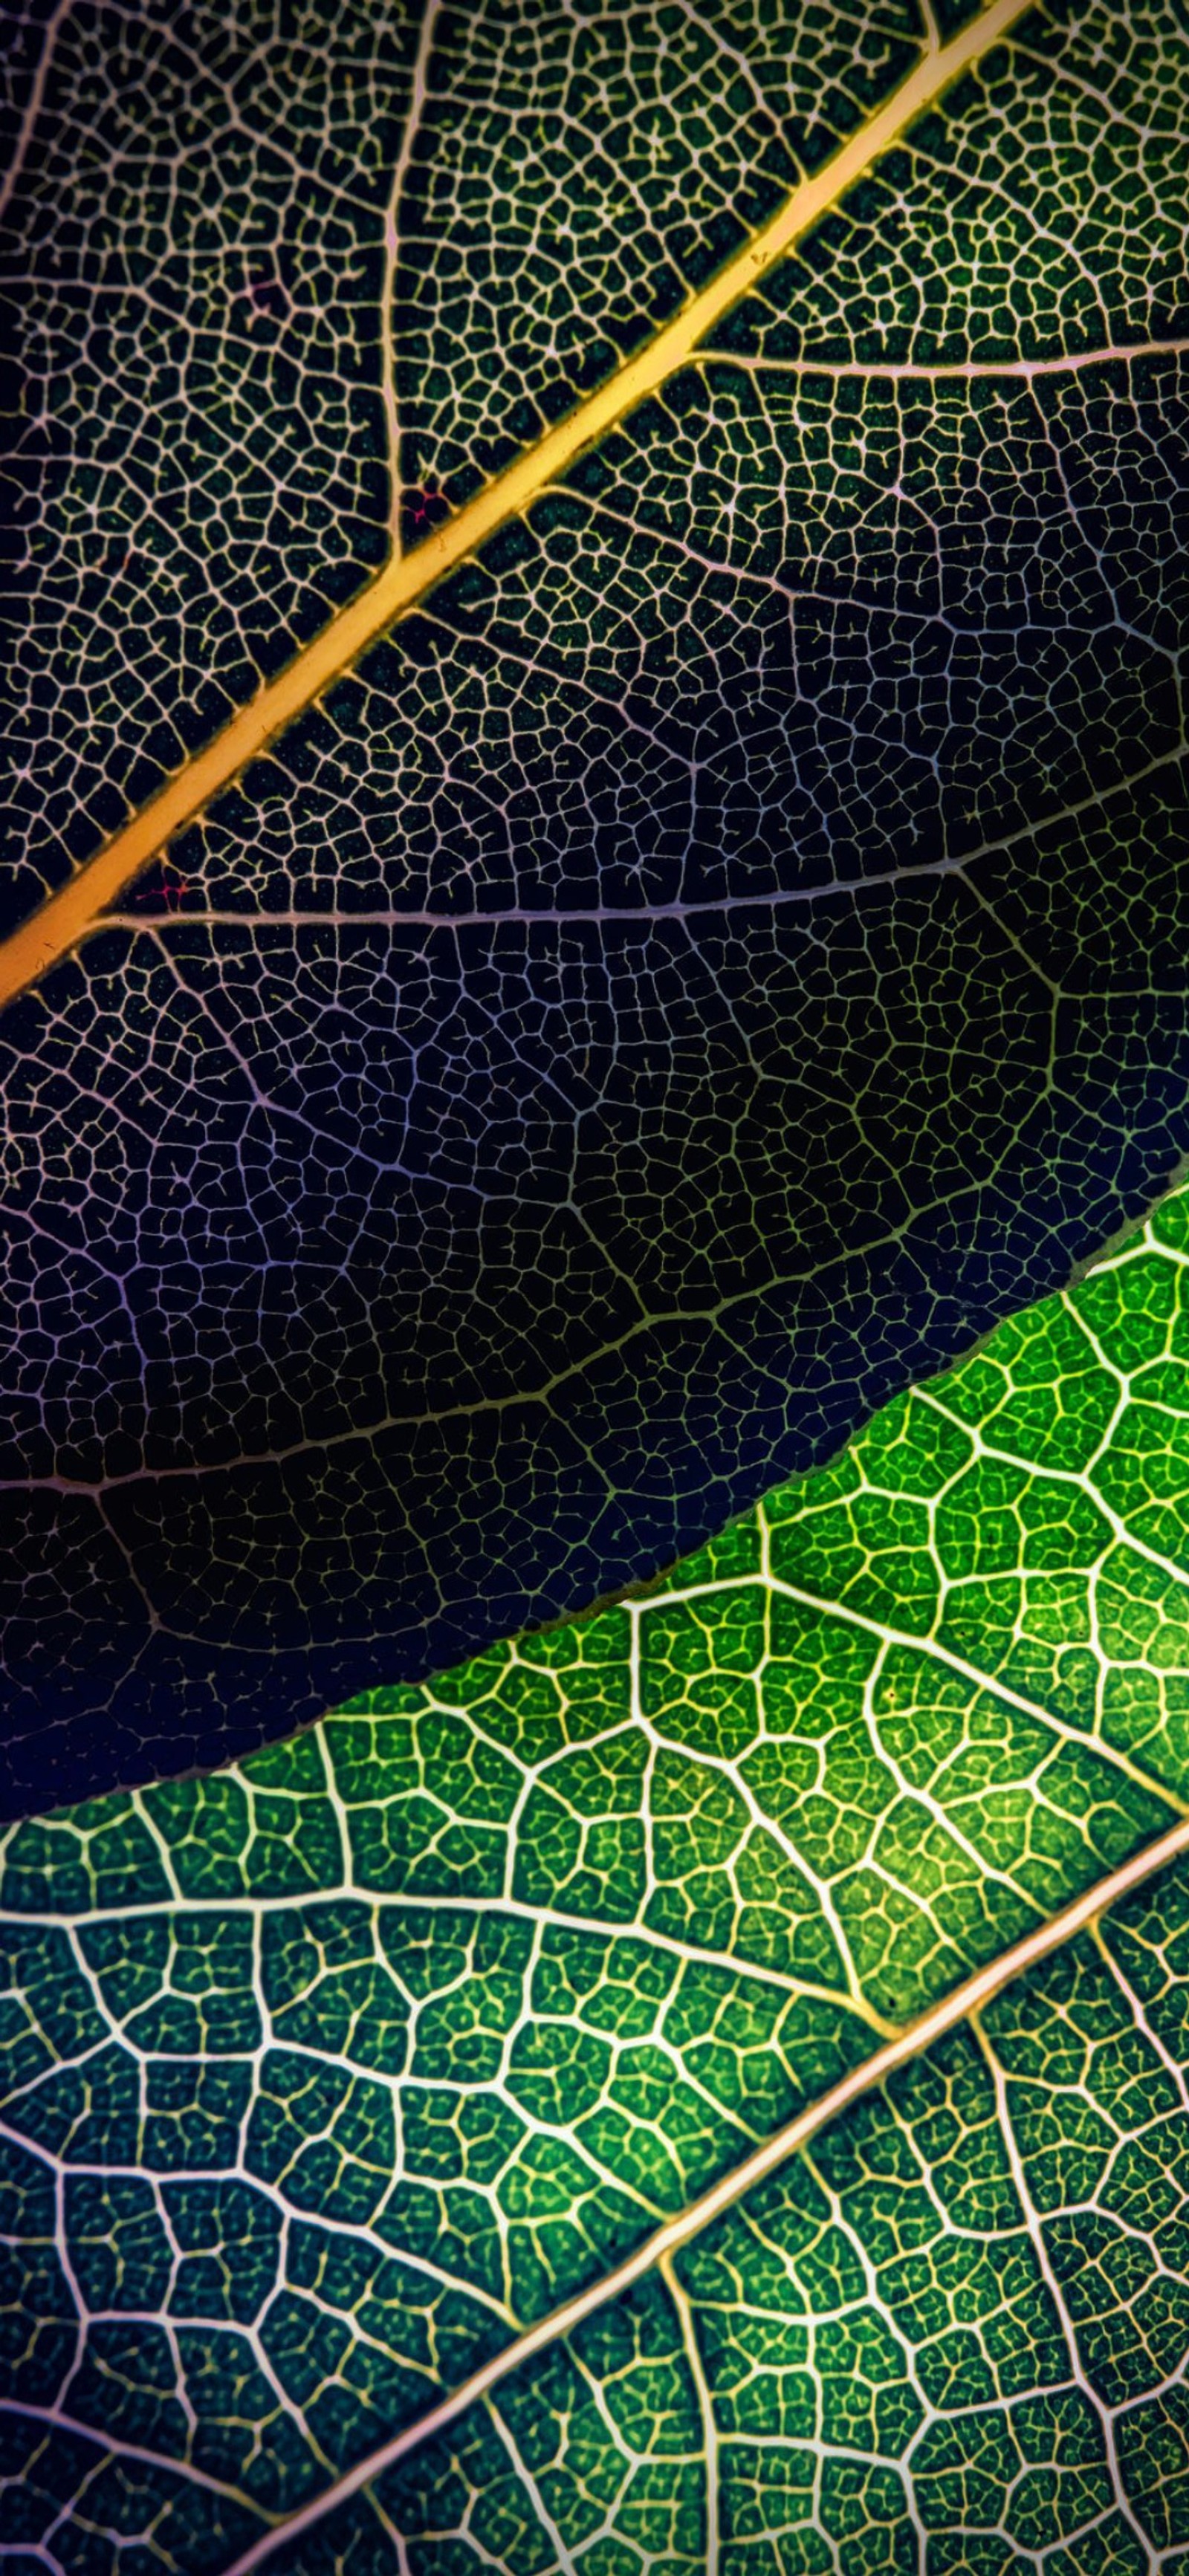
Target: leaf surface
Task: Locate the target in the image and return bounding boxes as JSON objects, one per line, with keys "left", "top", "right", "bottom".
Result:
{"left": 6, "top": 4, "right": 1189, "bottom": 2564}
{"left": 2, "top": 0, "right": 1188, "bottom": 1808}
{"left": 258, "top": 1846, "right": 1189, "bottom": 2573}
{"left": 8, "top": 1188, "right": 1189, "bottom": 2562}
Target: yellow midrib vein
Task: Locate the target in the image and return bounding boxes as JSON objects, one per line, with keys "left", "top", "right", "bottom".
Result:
{"left": 220, "top": 1806, "right": 1189, "bottom": 2576}
{"left": 0, "top": 0, "right": 1035, "bottom": 1016}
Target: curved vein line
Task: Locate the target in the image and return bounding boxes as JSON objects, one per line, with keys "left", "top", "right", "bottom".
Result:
{"left": 662, "top": 2253, "right": 720, "bottom": 2576}
{"left": 219, "top": 1804, "right": 1189, "bottom": 2576}
{"left": 0, "top": 2398, "right": 265, "bottom": 2515}
{"left": 759, "top": 1569, "right": 1189, "bottom": 1816}
{"left": 7, "top": 1027, "right": 1186, "bottom": 1496}
{"left": 380, "top": 0, "right": 442, "bottom": 549}
{"left": 713, "top": 335, "right": 1189, "bottom": 380}
{"left": 0, "top": 0, "right": 1036, "bottom": 1019}
{"left": 0, "top": 0, "right": 76, "bottom": 223}
{"left": 0, "top": 1881, "right": 877, "bottom": 2017}
{"left": 78, "top": 706, "right": 1189, "bottom": 950}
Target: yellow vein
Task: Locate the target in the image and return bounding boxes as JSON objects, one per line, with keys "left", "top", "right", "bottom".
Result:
{"left": 0, "top": 0, "right": 1034, "bottom": 1017}
{"left": 221, "top": 1803, "right": 1189, "bottom": 2576}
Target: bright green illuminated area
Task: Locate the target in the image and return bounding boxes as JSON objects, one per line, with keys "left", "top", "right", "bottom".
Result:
{"left": 8, "top": 1182, "right": 1189, "bottom": 2565}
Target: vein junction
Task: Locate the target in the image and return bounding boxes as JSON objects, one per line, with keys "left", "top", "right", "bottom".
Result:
{"left": 9, "top": 1193, "right": 1189, "bottom": 2563}
{"left": 0, "top": 0, "right": 1035, "bottom": 1016}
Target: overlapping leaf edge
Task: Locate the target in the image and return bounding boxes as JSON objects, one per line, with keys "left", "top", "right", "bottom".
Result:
{"left": 8, "top": 1170, "right": 1189, "bottom": 2565}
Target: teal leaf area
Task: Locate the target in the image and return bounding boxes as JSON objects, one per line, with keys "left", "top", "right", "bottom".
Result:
{"left": 10, "top": 1188, "right": 1189, "bottom": 2563}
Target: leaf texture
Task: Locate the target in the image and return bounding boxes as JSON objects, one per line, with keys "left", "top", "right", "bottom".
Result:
{"left": 0, "top": 0, "right": 932, "bottom": 938}
{"left": 9, "top": 1187, "right": 1189, "bottom": 2563}
{"left": 1, "top": 0, "right": 1188, "bottom": 1811}
{"left": 255, "top": 1850, "right": 1189, "bottom": 2574}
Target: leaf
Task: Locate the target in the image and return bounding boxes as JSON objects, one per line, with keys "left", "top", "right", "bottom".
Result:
{"left": 0, "top": 0, "right": 1034, "bottom": 976}
{"left": 270, "top": 1852, "right": 1189, "bottom": 2575}
{"left": 2, "top": 0, "right": 1188, "bottom": 1811}
{"left": 7, "top": 6, "right": 1189, "bottom": 2563}
{"left": 8, "top": 1185, "right": 1189, "bottom": 2564}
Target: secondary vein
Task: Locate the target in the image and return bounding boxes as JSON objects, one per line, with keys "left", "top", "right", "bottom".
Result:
{"left": 0, "top": 0, "right": 1035, "bottom": 1018}
{"left": 218, "top": 1803, "right": 1189, "bottom": 2576}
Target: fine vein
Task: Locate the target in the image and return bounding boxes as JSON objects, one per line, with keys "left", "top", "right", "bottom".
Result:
{"left": 221, "top": 1804, "right": 1189, "bottom": 2576}
{"left": 0, "top": 0, "right": 1035, "bottom": 1016}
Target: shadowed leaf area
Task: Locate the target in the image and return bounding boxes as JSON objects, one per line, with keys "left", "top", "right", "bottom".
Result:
{"left": 8, "top": 5, "right": 1189, "bottom": 2562}
{"left": 1, "top": 0, "right": 1188, "bottom": 1807}
{"left": 9, "top": 1187, "right": 1189, "bottom": 2560}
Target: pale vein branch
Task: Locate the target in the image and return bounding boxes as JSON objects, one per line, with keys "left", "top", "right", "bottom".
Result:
{"left": 218, "top": 1805, "right": 1189, "bottom": 2576}
{"left": 0, "top": 0, "right": 1037, "bottom": 1016}
{"left": 380, "top": 0, "right": 441, "bottom": 551}
{"left": 662, "top": 2252, "right": 720, "bottom": 2576}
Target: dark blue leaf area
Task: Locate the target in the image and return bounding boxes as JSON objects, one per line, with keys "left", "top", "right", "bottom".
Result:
{"left": 1, "top": 330, "right": 1187, "bottom": 1817}
{"left": 1, "top": 0, "right": 411, "bottom": 937}
{"left": 2, "top": 0, "right": 923, "bottom": 941}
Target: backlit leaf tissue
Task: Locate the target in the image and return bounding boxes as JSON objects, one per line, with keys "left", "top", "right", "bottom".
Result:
{"left": 1, "top": 1, "right": 1188, "bottom": 2564}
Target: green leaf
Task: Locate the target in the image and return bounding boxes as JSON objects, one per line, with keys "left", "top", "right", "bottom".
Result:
{"left": 8, "top": 1184, "right": 1189, "bottom": 2563}
{"left": 4, "top": 7, "right": 1189, "bottom": 2555}
{"left": 2, "top": 0, "right": 1188, "bottom": 1810}
{"left": 334, "top": 1853, "right": 1189, "bottom": 2576}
